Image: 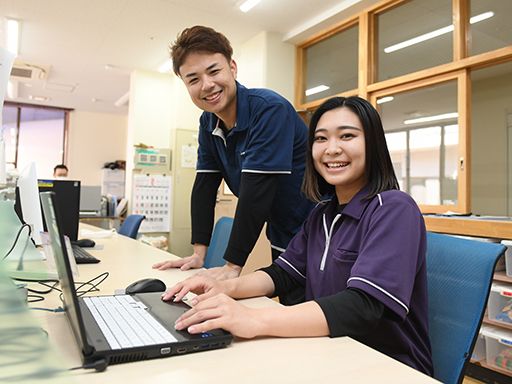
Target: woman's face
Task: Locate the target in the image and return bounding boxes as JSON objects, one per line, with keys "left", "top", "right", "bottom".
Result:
{"left": 312, "top": 107, "right": 367, "bottom": 204}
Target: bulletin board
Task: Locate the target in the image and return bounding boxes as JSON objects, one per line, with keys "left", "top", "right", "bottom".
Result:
{"left": 132, "top": 174, "right": 172, "bottom": 233}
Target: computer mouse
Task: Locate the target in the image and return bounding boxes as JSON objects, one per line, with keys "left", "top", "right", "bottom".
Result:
{"left": 75, "top": 238, "right": 96, "bottom": 248}
{"left": 125, "top": 278, "right": 166, "bottom": 295}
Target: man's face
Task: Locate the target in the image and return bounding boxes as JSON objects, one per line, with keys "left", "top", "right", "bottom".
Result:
{"left": 54, "top": 168, "right": 68, "bottom": 178}
{"left": 179, "top": 52, "right": 237, "bottom": 120}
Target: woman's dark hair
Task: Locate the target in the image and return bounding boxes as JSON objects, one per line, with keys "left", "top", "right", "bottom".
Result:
{"left": 170, "top": 25, "right": 233, "bottom": 76}
{"left": 302, "top": 96, "right": 399, "bottom": 202}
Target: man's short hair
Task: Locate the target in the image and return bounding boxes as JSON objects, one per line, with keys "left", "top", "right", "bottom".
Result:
{"left": 170, "top": 25, "right": 233, "bottom": 76}
{"left": 53, "top": 164, "right": 68, "bottom": 173}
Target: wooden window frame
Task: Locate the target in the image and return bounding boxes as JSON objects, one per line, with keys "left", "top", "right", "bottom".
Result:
{"left": 294, "top": 0, "right": 512, "bottom": 215}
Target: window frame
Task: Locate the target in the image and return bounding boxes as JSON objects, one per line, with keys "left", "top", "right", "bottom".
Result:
{"left": 294, "top": 0, "right": 512, "bottom": 214}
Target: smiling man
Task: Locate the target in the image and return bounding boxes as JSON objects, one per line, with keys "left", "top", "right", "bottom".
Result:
{"left": 153, "top": 26, "right": 313, "bottom": 305}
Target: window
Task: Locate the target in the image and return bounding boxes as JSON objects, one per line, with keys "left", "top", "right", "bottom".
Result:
{"left": 2, "top": 103, "right": 69, "bottom": 178}
{"left": 375, "top": 77, "right": 464, "bottom": 213}
{"left": 296, "top": 0, "right": 512, "bottom": 215}
{"left": 471, "top": 61, "right": 512, "bottom": 215}
{"left": 298, "top": 20, "right": 359, "bottom": 106}
{"left": 376, "top": 0, "right": 453, "bottom": 81}
{"left": 469, "top": 0, "right": 512, "bottom": 56}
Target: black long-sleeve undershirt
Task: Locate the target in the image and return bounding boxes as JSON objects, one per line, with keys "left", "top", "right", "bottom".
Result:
{"left": 191, "top": 172, "right": 279, "bottom": 266}
{"left": 260, "top": 263, "right": 385, "bottom": 337}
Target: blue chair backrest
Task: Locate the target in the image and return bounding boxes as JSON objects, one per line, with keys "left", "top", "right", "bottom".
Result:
{"left": 118, "top": 214, "right": 145, "bottom": 239}
{"left": 204, "top": 217, "right": 234, "bottom": 269}
{"left": 426, "top": 232, "right": 506, "bottom": 384}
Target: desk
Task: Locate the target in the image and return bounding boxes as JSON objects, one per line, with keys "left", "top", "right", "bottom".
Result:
{"left": 30, "top": 224, "right": 439, "bottom": 383}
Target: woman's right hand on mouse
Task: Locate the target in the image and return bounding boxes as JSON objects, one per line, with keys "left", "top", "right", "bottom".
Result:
{"left": 161, "top": 275, "right": 235, "bottom": 305}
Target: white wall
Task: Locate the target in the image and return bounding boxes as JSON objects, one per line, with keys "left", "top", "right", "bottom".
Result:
{"left": 237, "top": 31, "right": 296, "bottom": 101}
{"left": 67, "top": 111, "right": 127, "bottom": 185}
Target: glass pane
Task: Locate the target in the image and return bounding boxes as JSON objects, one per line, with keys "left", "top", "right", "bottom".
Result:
{"left": 377, "top": 0, "right": 452, "bottom": 81}
{"left": 471, "top": 61, "right": 512, "bottom": 216}
{"left": 304, "top": 24, "right": 358, "bottom": 103}
{"left": 442, "top": 124, "right": 458, "bottom": 205}
{"left": 385, "top": 131, "right": 407, "bottom": 191}
{"left": 469, "top": 0, "right": 512, "bottom": 56}
{"left": 410, "top": 127, "right": 441, "bottom": 205}
{"left": 379, "top": 80, "right": 458, "bottom": 206}
{"left": 1, "top": 105, "right": 18, "bottom": 165}
{"left": 17, "top": 107, "right": 65, "bottom": 178}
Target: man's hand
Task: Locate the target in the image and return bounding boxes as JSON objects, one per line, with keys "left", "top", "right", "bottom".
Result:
{"left": 197, "top": 262, "right": 242, "bottom": 280}
{"left": 152, "top": 244, "right": 207, "bottom": 271}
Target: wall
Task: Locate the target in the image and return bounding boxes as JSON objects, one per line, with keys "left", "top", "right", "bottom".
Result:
{"left": 237, "top": 31, "right": 296, "bottom": 102}
{"left": 67, "top": 111, "right": 127, "bottom": 185}
{"left": 472, "top": 71, "right": 512, "bottom": 215}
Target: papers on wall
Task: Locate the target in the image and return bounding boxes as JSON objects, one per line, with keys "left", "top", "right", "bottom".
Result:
{"left": 101, "top": 169, "right": 125, "bottom": 198}
{"left": 181, "top": 144, "right": 197, "bottom": 168}
{"left": 132, "top": 174, "right": 172, "bottom": 233}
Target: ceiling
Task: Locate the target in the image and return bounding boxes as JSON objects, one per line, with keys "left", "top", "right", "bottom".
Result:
{"left": 0, "top": 0, "right": 378, "bottom": 115}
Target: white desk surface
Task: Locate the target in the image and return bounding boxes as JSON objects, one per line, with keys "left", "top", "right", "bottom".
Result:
{"left": 28, "top": 224, "right": 439, "bottom": 384}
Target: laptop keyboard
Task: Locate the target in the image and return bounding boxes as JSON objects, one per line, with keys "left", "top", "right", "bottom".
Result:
{"left": 83, "top": 295, "right": 177, "bottom": 349}
{"left": 71, "top": 244, "right": 100, "bottom": 264}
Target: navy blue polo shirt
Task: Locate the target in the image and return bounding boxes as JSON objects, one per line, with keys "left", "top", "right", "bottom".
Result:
{"left": 196, "top": 82, "right": 313, "bottom": 251}
{"left": 275, "top": 187, "right": 432, "bottom": 374}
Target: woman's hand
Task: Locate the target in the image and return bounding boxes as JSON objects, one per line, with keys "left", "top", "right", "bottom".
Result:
{"left": 161, "top": 274, "right": 231, "bottom": 303}
{"left": 174, "top": 293, "right": 264, "bottom": 339}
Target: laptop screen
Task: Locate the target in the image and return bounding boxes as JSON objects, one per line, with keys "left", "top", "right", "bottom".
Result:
{"left": 39, "top": 191, "right": 93, "bottom": 356}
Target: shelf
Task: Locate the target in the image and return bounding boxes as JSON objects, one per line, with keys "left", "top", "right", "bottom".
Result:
{"left": 479, "top": 361, "right": 512, "bottom": 378}
{"left": 494, "top": 271, "right": 512, "bottom": 284}
{"left": 483, "top": 317, "right": 512, "bottom": 331}
{"left": 424, "top": 216, "right": 512, "bottom": 239}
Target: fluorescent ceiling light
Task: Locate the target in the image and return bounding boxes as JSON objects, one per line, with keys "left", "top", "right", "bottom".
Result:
{"left": 376, "top": 96, "right": 394, "bottom": 104}
{"left": 158, "top": 59, "right": 173, "bottom": 73}
{"left": 305, "top": 85, "right": 330, "bottom": 97}
{"left": 404, "top": 112, "right": 458, "bottom": 125}
{"left": 6, "top": 18, "right": 20, "bottom": 56}
{"left": 239, "top": 0, "right": 261, "bottom": 13}
{"left": 114, "top": 91, "right": 129, "bottom": 107}
{"left": 384, "top": 11, "right": 494, "bottom": 54}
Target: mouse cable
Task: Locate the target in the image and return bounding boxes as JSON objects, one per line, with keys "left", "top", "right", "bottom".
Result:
{"left": 58, "top": 271, "right": 110, "bottom": 302}
{"left": 28, "top": 280, "right": 61, "bottom": 294}
{"left": 30, "top": 306, "right": 64, "bottom": 313}
{"left": 75, "top": 271, "right": 109, "bottom": 296}
{"left": 69, "top": 358, "right": 108, "bottom": 373}
{"left": 27, "top": 294, "right": 45, "bottom": 303}
{"left": 2, "top": 224, "right": 32, "bottom": 260}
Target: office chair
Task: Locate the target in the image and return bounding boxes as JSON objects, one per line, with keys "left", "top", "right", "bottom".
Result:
{"left": 203, "top": 217, "right": 234, "bottom": 269}
{"left": 426, "top": 232, "right": 506, "bottom": 384}
{"left": 118, "top": 214, "right": 145, "bottom": 239}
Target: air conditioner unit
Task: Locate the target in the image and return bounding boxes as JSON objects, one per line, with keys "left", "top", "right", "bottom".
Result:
{"left": 10, "top": 62, "right": 50, "bottom": 81}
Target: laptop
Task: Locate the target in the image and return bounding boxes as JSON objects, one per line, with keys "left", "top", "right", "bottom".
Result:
{"left": 39, "top": 191, "right": 233, "bottom": 367}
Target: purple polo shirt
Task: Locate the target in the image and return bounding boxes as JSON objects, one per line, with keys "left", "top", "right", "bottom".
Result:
{"left": 275, "top": 187, "right": 432, "bottom": 374}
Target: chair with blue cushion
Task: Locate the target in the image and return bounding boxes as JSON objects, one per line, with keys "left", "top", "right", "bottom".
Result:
{"left": 203, "top": 217, "right": 234, "bottom": 269}
{"left": 118, "top": 214, "right": 145, "bottom": 239}
{"left": 426, "top": 232, "right": 506, "bottom": 384}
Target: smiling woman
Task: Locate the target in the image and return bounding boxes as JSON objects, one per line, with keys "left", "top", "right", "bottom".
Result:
{"left": 2, "top": 103, "right": 69, "bottom": 178}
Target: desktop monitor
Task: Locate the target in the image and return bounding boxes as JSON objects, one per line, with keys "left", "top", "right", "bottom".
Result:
{"left": 79, "top": 185, "right": 102, "bottom": 213}
{"left": 38, "top": 179, "right": 81, "bottom": 241}
{"left": 15, "top": 163, "right": 45, "bottom": 245}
